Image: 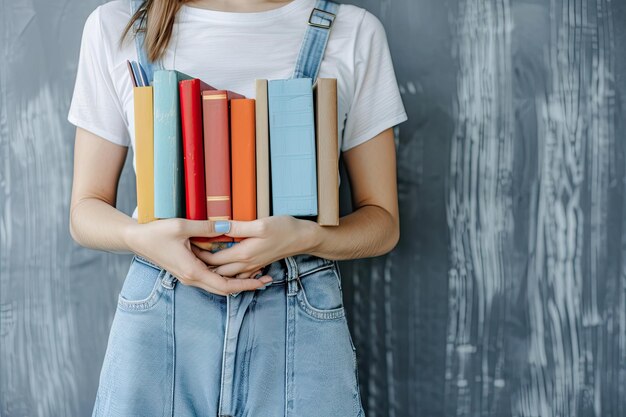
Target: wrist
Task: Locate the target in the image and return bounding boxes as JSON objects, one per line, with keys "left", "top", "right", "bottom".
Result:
{"left": 122, "top": 221, "right": 140, "bottom": 254}
{"left": 296, "top": 219, "right": 322, "bottom": 255}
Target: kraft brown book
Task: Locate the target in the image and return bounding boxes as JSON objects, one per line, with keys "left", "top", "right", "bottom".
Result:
{"left": 313, "top": 78, "right": 339, "bottom": 226}
{"left": 255, "top": 79, "right": 271, "bottom": 218}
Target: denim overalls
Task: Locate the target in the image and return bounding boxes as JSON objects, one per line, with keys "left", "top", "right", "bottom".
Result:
{"left": 90, "top": 1, "right": 365, "bottom": 416}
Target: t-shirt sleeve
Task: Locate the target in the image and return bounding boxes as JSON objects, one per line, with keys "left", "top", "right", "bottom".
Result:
{"left": 341, "top": 10, "right": 408, "bottom": 152}
{"left": 67, "top": 6, "right": 130, "bottom": 147}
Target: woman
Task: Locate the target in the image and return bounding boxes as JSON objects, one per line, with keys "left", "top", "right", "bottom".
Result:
{"left": 68, "top": 0, "right": 407, "bottom": 415}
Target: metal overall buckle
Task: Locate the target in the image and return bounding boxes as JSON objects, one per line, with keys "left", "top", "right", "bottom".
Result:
{"left": 308, "top": 7, "right": 336, "bottom": 29}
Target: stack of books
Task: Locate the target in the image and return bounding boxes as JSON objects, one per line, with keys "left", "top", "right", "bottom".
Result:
{"left": 129, "top": 62, "right": 339, "bottom": 251}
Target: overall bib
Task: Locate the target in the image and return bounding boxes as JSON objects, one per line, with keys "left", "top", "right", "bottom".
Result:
{"left": 91, "top": 1, "right": 365, "bottom": 416}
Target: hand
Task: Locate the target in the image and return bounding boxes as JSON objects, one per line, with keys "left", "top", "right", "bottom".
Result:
{"left": 125, "top": 218, "right": 272, "bottom": 296}
{"left": 191, "top": 215, "right": 319, "bottom": 278}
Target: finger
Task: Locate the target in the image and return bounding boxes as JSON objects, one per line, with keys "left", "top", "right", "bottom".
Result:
{"left": 200, "top": 242, "right": 248, "bottom": 266}
{"left": 179, "top": 264, "right": 271, "bottom": 296}
{"left": 179, "top": 219, "right": 232, "bottom": 238}
{"left": 224, "top": 219, "right": 266, "bottom": 238}
{"left": 211, "top": 273, "right": 272, "bottom": 295}
{"left": 165, "top": 250, "right": 231, "bottom": 296}
{"left": 189, "top": 242, "right": 214, "bottom": 262}
{"left": 189, "top": 245, "right": 255, "bottom": 279}
{"left": 190, "top": 243, "right": 230, "bottom": 267}
{"left": 190, "top": 237, "right": 232, "bottom": 265}
{"left": 185, "top": 276, "right": 240, "bottom": 297}
{"left": 249, "top": 270, "right": 264, "bottom": 279}
{"left": 232, "top": 269, "right": 261, "bottom": 280}
{"left": 237, "top": 269, "right": 263, "bottom": 279}
{"left": 214, "top": 262, "right": 255, "bottom": 278}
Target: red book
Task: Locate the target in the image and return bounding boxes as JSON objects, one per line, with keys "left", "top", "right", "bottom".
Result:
{"left": 180, "top": 79, "right": 216, "bottom": 219}
{"left": 230, "top": 99, "right": 257, "bottom": 242}
{"left": 202, "top": 89, "right": 245, "bottom": 243}
{"left": 180, "top": 79, "right": 216, "bottom": 248}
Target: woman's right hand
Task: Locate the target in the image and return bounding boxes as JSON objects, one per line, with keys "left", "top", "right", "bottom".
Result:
{"left": 124, "top": 218, "right": 272, "bottom": 296}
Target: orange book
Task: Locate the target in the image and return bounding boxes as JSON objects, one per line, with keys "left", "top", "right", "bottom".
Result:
{"left": 230, "top": 99, "right": 257, "bottom": 242}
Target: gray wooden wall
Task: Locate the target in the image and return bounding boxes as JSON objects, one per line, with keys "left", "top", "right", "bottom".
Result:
{"left": 2, "top": 0, "right": 625, "bottom": 416}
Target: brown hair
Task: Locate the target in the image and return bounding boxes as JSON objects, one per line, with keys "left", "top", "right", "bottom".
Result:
{"left": 121, "top": 0, "right": 187, "bottom": 62}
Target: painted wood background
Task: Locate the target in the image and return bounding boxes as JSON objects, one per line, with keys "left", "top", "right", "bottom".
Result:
{"left": 1, "top": 0, "right": 625, "bottom": 416}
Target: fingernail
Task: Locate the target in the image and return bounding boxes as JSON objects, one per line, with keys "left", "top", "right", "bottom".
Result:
{"left": 260, "top": 276, "right": 273, "bottom": 284}
{"left": 214, "top": 220, "right": 231, "bottom": 234}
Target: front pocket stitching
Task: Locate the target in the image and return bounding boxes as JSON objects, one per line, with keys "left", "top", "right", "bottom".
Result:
{"left": 296, "top": 293, "right": 345, "bottom": 320}
{"left": 297, "top": 262, "right": 334, "bottom": 279}
{"left": 117, "top": 269, "right": 166, "bottom": 311}
{"left": 296, "top": 278, "right": 345, "bottom": 320}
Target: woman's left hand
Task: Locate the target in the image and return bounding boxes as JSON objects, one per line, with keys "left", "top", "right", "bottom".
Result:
{"left": 190, "top": 215, "right": 319, "bottom": 278}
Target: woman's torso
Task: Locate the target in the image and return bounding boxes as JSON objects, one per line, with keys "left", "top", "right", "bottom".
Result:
{"left": 93, "top": 0, "right": 367, "bottom": 219}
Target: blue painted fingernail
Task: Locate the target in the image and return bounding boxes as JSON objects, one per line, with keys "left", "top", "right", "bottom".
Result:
{"left": 215, "top": 220, "right": 231, "bottom": 234}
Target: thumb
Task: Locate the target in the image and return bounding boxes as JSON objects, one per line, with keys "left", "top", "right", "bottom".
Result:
{"left": 178, "top": 219, "right": 232, "bottom": 237}
{"left": 225, "top": 219, "right": 265, "bottom": 238}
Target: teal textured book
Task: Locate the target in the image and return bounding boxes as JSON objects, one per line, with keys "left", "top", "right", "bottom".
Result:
{"left": 153, "top": 69, "right": 193, "bottom": 218}
{"left": 268, "top": 78, "right": 318, "bottom": 216}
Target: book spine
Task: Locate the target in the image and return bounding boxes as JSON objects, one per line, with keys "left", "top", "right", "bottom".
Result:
{"left": 314, "top": 78, "right": 339, "bottom": 226}
{"left": 231, "top": 99, "right": 257, "bottom": 242}
{"left": 133, "top": 86, "right": 156, "bottom": 224}
{"left": 181, "top": 80, "right": 219, "bottom": 249}
{"left": 153, "top": 70, "right": 186, "bottom": 218}
{"left": 202, "top": 91, "right": 233, "bottom": 243}
{"left": 268, "top": 78, "right": 318, "bottom": 217}
{"left": 255, "top": 80, "right": 271, "bottom": 218}
{"left": 179, "top": 79, "right": 207, "bottom": 221}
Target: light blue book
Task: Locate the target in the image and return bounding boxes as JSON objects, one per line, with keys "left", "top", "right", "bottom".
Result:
{"left": 153, "top": 69, "right": 192, "bottom": 218}
{"left": 268, "top": 78, "right": 318, "bottom": 217}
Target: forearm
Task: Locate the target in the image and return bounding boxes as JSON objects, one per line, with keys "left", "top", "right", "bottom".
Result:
{"left": 305, "top": 204, "right": 400, "bottom": 261}
{"left": 69, "top": 197, "right": 136, "bottom": 255}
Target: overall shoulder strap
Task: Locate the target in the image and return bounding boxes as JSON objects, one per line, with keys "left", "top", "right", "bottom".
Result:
{"left": 129, "top": 0, "right": 163, "bottom": 85}
{"left": 291, "top": 0, "right": 339, "bottom": 83}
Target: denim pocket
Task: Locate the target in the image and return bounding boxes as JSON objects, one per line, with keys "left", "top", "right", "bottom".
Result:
{"left": 296, "top": 262, "right": 345, "bottom": 320}
{"left": 117, "top": 255, "right": 166, "bottom": 312}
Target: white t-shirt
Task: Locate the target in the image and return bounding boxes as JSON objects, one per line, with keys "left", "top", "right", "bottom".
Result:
{"left": 68, "top": 0, "right": 408, "bottom": 220}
